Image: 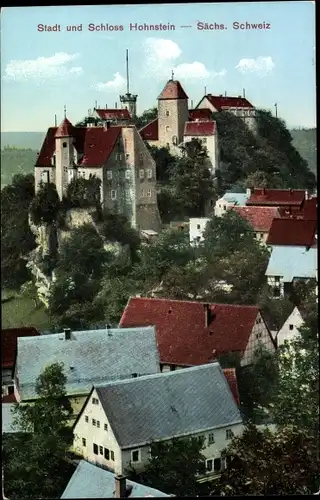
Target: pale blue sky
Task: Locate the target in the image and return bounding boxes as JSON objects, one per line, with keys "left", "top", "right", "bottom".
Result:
{"left": 1, "top": 2, "right": 316, "bottom": 132}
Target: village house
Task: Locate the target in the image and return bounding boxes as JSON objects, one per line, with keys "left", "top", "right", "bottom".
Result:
{"left": 61, "top": 460, "right": 170, "bottom": 498}
{"left": 189, "top": 217, "right": 210, "bottom": 245}
{"left": 276, "top": 306, "right": 305, "bottom": 347}
{"left": 266, "top": 218, "right": 317, "bottom": 247}
{"left": 278, "top": 195, "right": 318, "bottom": 221}
{"left": 231, "top": 206, "right": 280, "bottom": 244}
{"left": 246, "top": 188, "right": 306, "bottom": 210}
{"left": 265, "top": 245, "right": 318, "bottom": 298}
{"left": 1, "top": 327, "right": 40, "bottom": 399}
{"left": 35, "top": 117, "right": 161, "bottom": 232}
{"left": 214, "top": 191, "right": 249, "bottom": 217}
{"left": 72, "top": 363, "right": 243, "bottom": 478}
{"left": 13, "top": 326, "right": 160, "bottom": 422}
{"left": 119, "top": 297, "right": 276, "bottom": 368}
{"left": 195, "top": 93, "right": 257, "bottom": 133}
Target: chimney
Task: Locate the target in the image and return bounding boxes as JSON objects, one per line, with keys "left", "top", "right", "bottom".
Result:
{"left": 224, "top": 91, "right": 227, "bottom": 97}
{"left": 204, "top": 303, "right": 213, "bottom": 328}
{"left": 243, "top": 88, "right": 246, "bottom": 98}
{"left": 115, "top": 475, "right": 126, "bottom": 498}
{"left": 191, "top": 99, "right": 194, "bottom": 108}
{"left": 305, "top": 190, "right": 309, "bottom": 200}
{"left": 246, "top": 188, "right": 251, "bottom": 197}
{"left": 64, "top": 328, "right": 71, "bottom": 340}
{"left": 115, "top": 102, "right": 118, "bottom": 109}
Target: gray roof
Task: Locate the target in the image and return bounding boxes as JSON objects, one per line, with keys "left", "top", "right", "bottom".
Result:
{"left": 2, "top": 403, "right": 27, "bottom": 434}
{"left": 221, "top": 192, "right": 248, "bottom": 205}
{"left": 61, "top": 460, "right": 170, "bottom": 498}
{"left": 96, "top": 363, "right": 242, "bottom": 449}
{"left": 265, "top": 245, "right": 317, "bottom": 282}
{"left": 16, "top": 327, "right": 160, "bottom": 400}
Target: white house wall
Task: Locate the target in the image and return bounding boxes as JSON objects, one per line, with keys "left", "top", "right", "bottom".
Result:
{"left": 73, "top": 388, "right": 123, "bottom": 475}
{"left": 276, "top": 307, "right": 304, "bottom": 347}
{"left": 189, "top": 218, "right": 210, "bottom": 245}
{"left": 241, "top": 312, "right": 276, "bottom": 366}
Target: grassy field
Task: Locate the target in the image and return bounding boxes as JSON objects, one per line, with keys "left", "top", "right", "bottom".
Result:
{"left": 1, "top": 289, "right": 52, "bottom": 331}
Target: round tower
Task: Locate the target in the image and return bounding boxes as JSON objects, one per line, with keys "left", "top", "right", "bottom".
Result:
{"left": 55, "top": 116, "right": 75, "bottom": 200}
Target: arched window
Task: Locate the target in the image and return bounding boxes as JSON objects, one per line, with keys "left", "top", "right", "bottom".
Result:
{"left": 172, "top": 136, "right": 178, "bottom": 145}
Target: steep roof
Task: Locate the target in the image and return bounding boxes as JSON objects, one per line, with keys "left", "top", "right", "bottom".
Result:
{"left": 247, "top": 188, "right": 305, "bottom": 207}
{"left": 55, "top": 118, "right": 74, "bottom": 138}
{"left": 1, "top": 327, "right": 40, "bottom": 369}
{"left": 266, "top": 218, "right": 317, "bottom": 246}
{"left": 94, "top": 108, "right": 131, "bottom": 120}
{"left": 265, "top": 246, "right": 317, "bottom": 282}
{"left": 278, "top": 196, "right": 318, "bottom": 221}
{"left": 119, "top": 297, "right": 260, "bottom": 364}
{"left": 16, "top": 327, "right": 160, "bottom": 400}
{"left": 188, "top": 108, "right": 213, "bottom": 121}
{"left": 61, "top": 460, "right": 169, "bottom": 498}
{"left": 36, "top": 126, "right": 121, "bottom": 168}
{"left": 158, "top": 79, "right": 188, "bottom": 100}
{"left": 223, "top": 368, "right": 240, "bottom": 406}
{"left": 204, "top": 94, "right": 254, "bottom": 110}
{"left": 232, "top": 206, "right": 280, "bottom": 232}
{"left": 96, "top": 363, "right": 242, "bottom": 448}
{"left": 184, "top": 120, "right": 216, "bottom": 136}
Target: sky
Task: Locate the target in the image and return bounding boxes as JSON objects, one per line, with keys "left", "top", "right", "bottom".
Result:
{"left": 1, "top": 2, "right": 316, "bottom": 132}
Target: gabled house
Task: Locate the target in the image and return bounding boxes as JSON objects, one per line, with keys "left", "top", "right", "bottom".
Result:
{"left": 119, "top": 297, "right": 276, "bottom": 367}
{"left": 266, "top": 218, "right": 317, "bottom": 247}
{"left": 72, "top": 363, "right": 243, "bottom": 478}
{"left": 265, "top": 245, "right": 318, "bottom": 298}
{"left": 35, "top": 118, "right": 161, "bottom": 232}
{"left": 214, "top": 191, "right": 249, "bottom": 217}
{"left": 276, "top": 306, "right": 305, "bottom": 347}
{"left": 231, "top": 206, "right": 280, "bottom": 244}
{"left": 61, "top": 460, "right": 170, "bottom": 498}
{"left": 246, "top": 188, "right": 306, "bottom": 209}
{"left": 93, "top": 108, "right": 132, "bottom": 126}
{"left": 13, "top": 326, "right": 160, "bottom": 421}
{"left": 1, "top": 327, "right": 40, "bottom": 397}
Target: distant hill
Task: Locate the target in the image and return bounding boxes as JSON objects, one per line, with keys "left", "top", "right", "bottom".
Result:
{"left": 0, "top": 128, "right": 316, "bottom": 189}
{"left": 290, "top": 128, "right": 317, "bottom": 176}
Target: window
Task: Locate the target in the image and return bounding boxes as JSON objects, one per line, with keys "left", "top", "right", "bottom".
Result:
{"left": 131, "top": 450, "right": 140, "bottom": 462}
{"left": 104, "top": 448, "right": 110, "bottom": 460}
{"left": 273, "top": 288, "right": 281, "bottom": 298}
{"left": 141, "top": 189, "right": 145, "bottom": 197}
{"left": 63, "top": 142, "right": 67, "bottom": 148}
{"left": 226, "top": 429, "right": 234, "bottom": 440}
{"left": 254, "top": 233, "right": 257, "bottom": 238}
{"left": 197, "top": 224, "right": 201, "bottom": 230}
{"left": 172, "top": 136, "right": 178, "bottom": 145}
{"left": 289, "top": 324, "right": 294, "bottom": 330}
{"left": 206, "top": 459, "right": 213, "bottom": 472}
{"left": 139, "top": 152, "right": 144, "bottom": 163}
{"left": 107, "top": 170, "right": 112, "bottom": 180}
{"left": 93, "top": 443, "right": 98, "bottom": 455}
{"left": 104, "top": 423, "right": 108, "bottom": 431}
{"left": 111, "top": 450, "right": 115, "bottom": 461}
{"left": 223, "top": 205, "right": 226, "bottom": 210}
{"left": 166, "top": 110, "right": 170, "bottom": 116}
{"left": 208, "top": 432, "right": 215, "bottom": 444}
{"left": 99, "top": 446, "right": 103, "bottom": 455}
{"left": 126, "top": 153, "right": 130, "bottom": 160}
{"left": 139, "top": 169, "right": 144, "bottom": 179}
{"left": 165, "top": 126, "right": 170, "bottom": 131}
{"left": 202, "top": 138, "right": 207, "bottom": 144}
{"left": 97, "top": 420, "right": 100, "bottom": 428}
{"left": 147, "top": 189, "right": 152, "bottom": 197}
{"left": 92, "top": 397, "right": 99, "bottom": 405}
{"left": 275, "top": 276, "right": 280, "bottom": 282}
{"left": 92, "top": 419, "right": 96, "bottom": 426}
{"left": 85, "top": 416, "right": 88, "bottom": 423}
{"left": 166, "top": 143, "right": 170, "bottom": 149}
{"left": 41, "top": 170, "right": 50, "bottom": 183}
{"left": 111, "top": 189, "right": 117, "bottom": 200}
{"left": 147, "top": 169, "right": 152, "bottom": 179}
{"left": 82, "top": 438, "right": 86, "bottom": 447}
{"left": 256, "top": 332, "right": 262, "bottom": 339}
{"left": 125, "top": 169, "right": 131, "bottom": 179}
{"left": 214, "top": 458, "right": 222, "bottom": 472}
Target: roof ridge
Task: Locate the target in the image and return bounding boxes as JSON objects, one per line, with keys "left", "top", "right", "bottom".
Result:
{"left": 130, "top": 296, "right": 259, "bottom": 309}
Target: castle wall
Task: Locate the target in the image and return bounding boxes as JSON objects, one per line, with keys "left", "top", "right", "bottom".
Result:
{"left": 158, "top": 98, "right": 189, "bottom": 154}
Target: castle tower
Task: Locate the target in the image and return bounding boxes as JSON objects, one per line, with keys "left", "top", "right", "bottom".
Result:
{"left": 157, "top": 74, "right": 189, "bottom": 153}
{"left": 119, "top": 49, "right": 138, "bottom": 118}
{"left": 55, "top": 113, "right": 75, "bottom": 200}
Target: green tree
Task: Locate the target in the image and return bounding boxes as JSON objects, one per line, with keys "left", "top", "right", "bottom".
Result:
{"left": 170, "top": 139, "right": 215, "bottom": 217}
{"left": 258, "top": 284, "right": 295, "bottom": 330}
{"left": 215, "top": 423, "right": 320, "bottom": 495}
{"left": 29, "top": 181, "right": 61, "bottom": 226}
{"left": 147, "top": 144, "right": 176, "bottom": 182}
{"left": 128, "top": 437, "right": 206, "bottom": 497}
{"left": 63, "top": 176, "right": 101, "bottom": 210}
{"left": 134, "top": 107, "right": 158, "bottom": 129}
{"left": 3, "top": 362, "right": 75, "bottom": 499}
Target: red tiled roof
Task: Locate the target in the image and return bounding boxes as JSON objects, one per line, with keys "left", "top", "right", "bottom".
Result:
{"left": 158, "top": 80, "right": 189, "bottom": 100}
{"left": 2, "top": 393, "right": 17, "bottom": 403}
{"left": 36, "top": 126, "right": 121, "bottom": 168}
{"left": 119, "top": 297, "right": 259, "bottom": 365}
{"left": 1, "top": 327, "right": 40, "bottom": 368}
{"left": 266, "top": 218, "right": 317, "bottom": 246}
{"left": 139, "top": 118, "right": 159, "bottom": 141}
{"left": 188, "top": 108, "right": 213, "bottom": 121}
{"left": 184, "top": 120, "right": 216, "bottom": 136}
{"left": 55, "top": 118, "right": 74, "bottom": 138}
{"left": 205, "top": 95, "right": 254, "bottom": 110}
{"left": 95, "top": 108, "right": 131, "bottom": 120}
{"left": 223, "top": 368, "right": 240, "bottom": 406}
{"left": 247, "top": 188, "right": 305, "bottom": 207}
{"left": 279, "top": 197, "right": 318, "bottom": 221}
{"left": 232, "top": 206, "right": 280, "bottom": 232}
